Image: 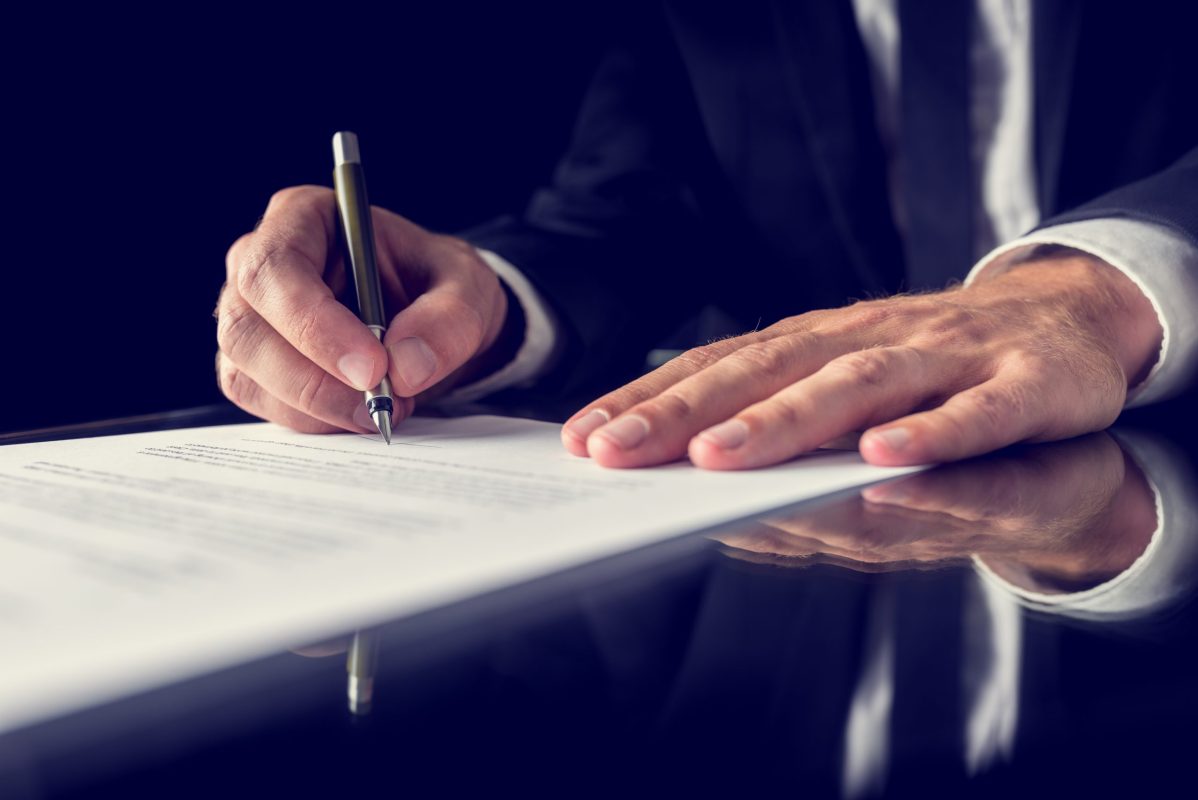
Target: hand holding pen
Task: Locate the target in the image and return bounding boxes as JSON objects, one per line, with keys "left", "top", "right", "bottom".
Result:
{"left": 215, "top": 140, "right": 514, "bottom": 436}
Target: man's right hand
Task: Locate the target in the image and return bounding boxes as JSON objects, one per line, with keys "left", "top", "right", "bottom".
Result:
{"left": 215, "top": 186, "right": 509, "bottom": 433}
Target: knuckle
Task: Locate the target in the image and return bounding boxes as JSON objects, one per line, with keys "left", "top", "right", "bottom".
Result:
{"left": 926, "top": 307, "right": 981, "bottom": 342}
{"left": 215, "top": 300, "right": 262, "bottom": 364}
{"left": 964, "top": 382, "right": 1037, "bottom": 432}
{"left": 727, "top": 340, "right": 792, "bottom": 380}
{"left": 964, "top": 391, "right": 1008, "bottom": 432}
{"left": 225, "top": 233, "right": 255, "bottom": 277}
{"left": 236, "top": 238, "right": 317, "bottom": 304}
{"left": 606, "top": 380, "right": 662, "bottom": 411}
{"left": 1002, "top": 349, "right": 1051, "bottom": 378}
{"left": 827, "top": 349, "right": 891, "bottom": 387}
{"left": 235, "top": 240, "right": 281, "bottom": 301}
{"left": 643, "top": 391, "right": 696, "bottom": 423}
{"left": 291, "top": 295, "right": 333, "bottom": 356}
{"left": 219, "top": 361, "right": 257, "bottom": 409}
{"left": 673, "top": 344, "right": 724, "bottom": 373}
{"left": 767, "top": 314, "right": 814, "bottom": 335}
{"left": 267, "top": 185, "right": 316, "bottom": 209}
{"left": 268, "top": 187, "right": 298, "bottom": 207}
{"left": 762, "top": 396, "right": 804, "bottom": 430}
{"left": 906, "top": 307, "right": 986, "bottom": 348}
{"left": 930, "top": 405, "right": 972, "bottom": 444}
{"left": 294, "top": 368, "right": 334, "bottom": 416}
{"left": 846, "top": 300, "right": 903, "bottom": 329}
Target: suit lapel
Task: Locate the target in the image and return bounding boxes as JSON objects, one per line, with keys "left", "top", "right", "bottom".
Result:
{"left": 770, "top": 0, "right": 905, "bottom": 293}
{"left": 1032, "top": 0, "right": 1084, "bottom": 217}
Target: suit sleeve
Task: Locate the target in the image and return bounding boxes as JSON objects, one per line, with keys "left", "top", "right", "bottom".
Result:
{"left": 461, "top": 22, "right": 719, "bottom": 399}
{"left": 966, "top": 146, "right": 1198, "bottom": 404}
{"left": 1035, "top": 146, "right": 1198, "bottom": 244}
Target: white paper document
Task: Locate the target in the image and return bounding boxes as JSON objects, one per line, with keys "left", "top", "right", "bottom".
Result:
{"left": 0, "top": 416, "right": 919, "bottom": 732}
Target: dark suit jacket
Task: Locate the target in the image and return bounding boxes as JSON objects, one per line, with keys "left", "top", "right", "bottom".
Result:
{"left": 467, "top": 0, "right": 1198, "bottom": 398}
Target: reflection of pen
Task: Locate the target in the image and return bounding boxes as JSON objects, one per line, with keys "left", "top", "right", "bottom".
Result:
{"left": 333, "top": 131, "right": 394, "bottom": 445}
{"left": 346, "top": 629, "right": 380, "bottom": 716}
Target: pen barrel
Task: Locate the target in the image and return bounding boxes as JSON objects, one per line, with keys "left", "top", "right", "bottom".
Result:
{"left": 333, "top": 161, "right": 387, "bottom": 329}
{"left": 366, "top": 374, "right": 394, "bottom": 410}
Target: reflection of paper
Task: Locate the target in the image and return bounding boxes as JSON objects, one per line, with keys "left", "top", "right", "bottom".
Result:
{"left": 0, "top": 416, "right": 919, "bottom": 732}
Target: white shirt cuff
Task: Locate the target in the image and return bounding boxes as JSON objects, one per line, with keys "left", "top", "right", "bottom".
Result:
{"left": 441, "top": 248, "right": 563, "bottom": 404}
{"left": 973, "top": 430, "right": 1198, "bottom": 621}
{"left": 965, "top": 218, "right": 1198, "bottom": 407}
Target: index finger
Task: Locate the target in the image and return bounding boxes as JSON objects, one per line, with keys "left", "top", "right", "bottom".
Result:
{"left": 559, "top": 333, "right": 766, "bottom": 456}
{"left": 230, "top": 186, "right": 388, "bottom": 391}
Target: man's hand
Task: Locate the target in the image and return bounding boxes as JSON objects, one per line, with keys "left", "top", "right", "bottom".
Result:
{"left": 215, "top": 186, "right": 508, "bottom": 433}
{"left": 562, "top": 251, "right": 1163, "bottom": 468}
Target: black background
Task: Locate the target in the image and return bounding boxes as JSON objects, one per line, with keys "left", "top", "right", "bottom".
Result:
{"left": 2, "top": 4, "right": 624, "bottom": 433}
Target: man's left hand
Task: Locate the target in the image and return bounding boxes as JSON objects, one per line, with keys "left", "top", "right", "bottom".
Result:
{"left": 561, "top": 252, "right": 1163, "bottom": 468}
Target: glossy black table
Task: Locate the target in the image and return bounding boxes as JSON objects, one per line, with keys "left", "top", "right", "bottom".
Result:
{"left": 2, "top": 403, "right": 1197, "bottom": 798}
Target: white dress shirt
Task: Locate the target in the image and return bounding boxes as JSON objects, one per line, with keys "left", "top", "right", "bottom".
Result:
{"left": 457, "top": 0, "right": 1198, "bottom": 407}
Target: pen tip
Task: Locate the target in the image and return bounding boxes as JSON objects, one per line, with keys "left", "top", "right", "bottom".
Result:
{"left": 372, "top": 409, "right": 392, "bottom": 445}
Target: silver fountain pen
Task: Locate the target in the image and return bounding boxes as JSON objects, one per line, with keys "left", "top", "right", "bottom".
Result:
{"left": 332, "top": 131, "right": 394, "bottom": 444}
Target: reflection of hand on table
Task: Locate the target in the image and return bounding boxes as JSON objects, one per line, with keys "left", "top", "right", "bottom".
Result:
{"left": 716, "top": 434, "right": 1158, "bottom": 594}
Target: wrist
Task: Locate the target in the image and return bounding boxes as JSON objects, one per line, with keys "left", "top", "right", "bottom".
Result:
{"left": 986, "top": 249, "right": 1163, "bottom": 389}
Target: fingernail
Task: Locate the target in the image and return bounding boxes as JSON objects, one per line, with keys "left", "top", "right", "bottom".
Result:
{"left": 565, "top": 409, "right": 609, "bottom": 441}
{"left": 390, "top": 337, "right": 436, "bottom": 389}
{"left": 352, "top": 403, "right": 374, "bottom": 431}
{"left": 698, "top": 419, "right": 749, "bottom": 450}
{"left": 338, "top": 353, "right": 376, "bottom": 391}
{"left": 593, "top": 415, "right": 649, "bottom": 450}
{"left": 867, "top": 427, "right": 910, "bottom": 452}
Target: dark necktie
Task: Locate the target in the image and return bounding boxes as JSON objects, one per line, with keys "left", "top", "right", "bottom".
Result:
{"left": 898, "top": 0, "right": 974, "bottom": 290}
